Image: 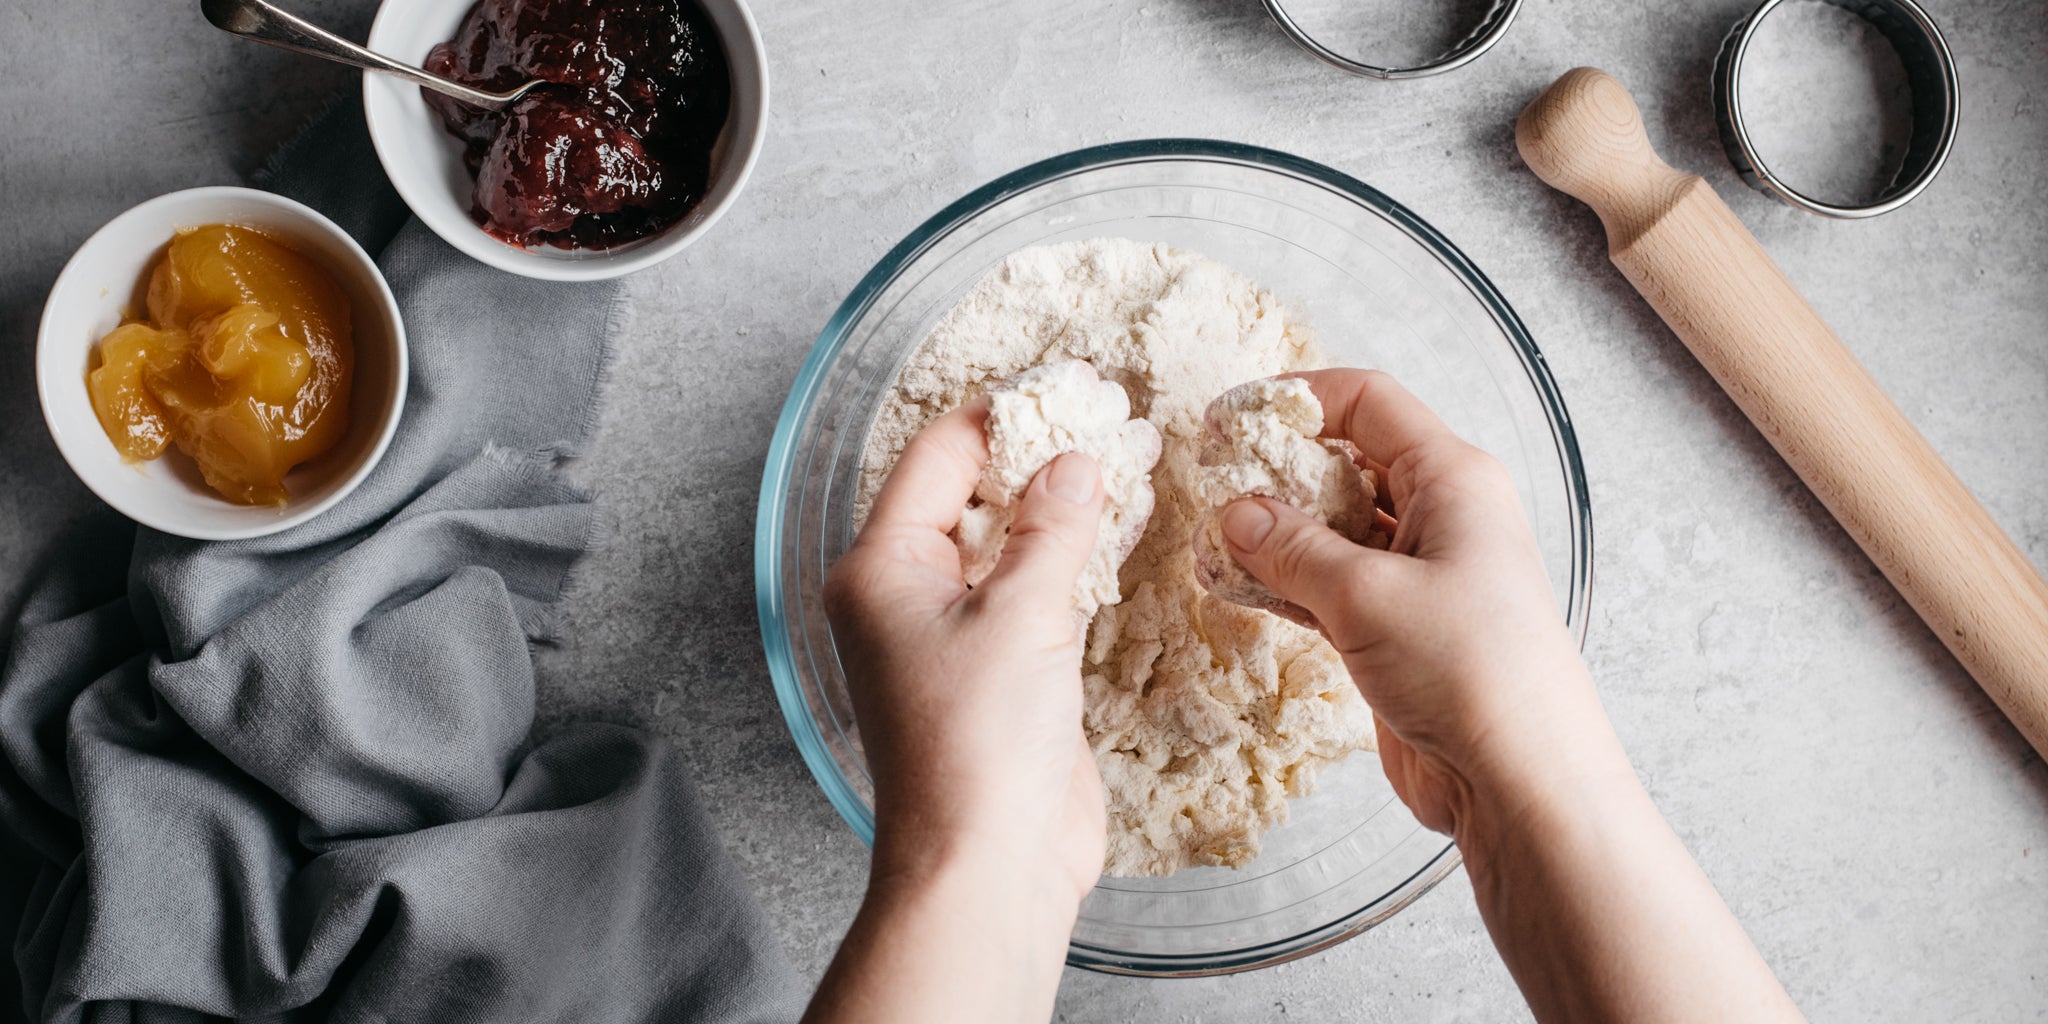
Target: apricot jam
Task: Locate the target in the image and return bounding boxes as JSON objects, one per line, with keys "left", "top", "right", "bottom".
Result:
{"left": 87, "top": 224, "right": 353, "bottom": 506}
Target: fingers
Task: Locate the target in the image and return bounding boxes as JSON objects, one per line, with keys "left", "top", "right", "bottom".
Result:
{"left": 1219, "top": 496, "right": 1407, "bottom": 650}
{"left": 1284, "top": 369, "right": 1462, "bottom": 470}
{"left": 977, "top": 452, "right": 1104, "bottom": 607}
{"left": 864, "top": 398, "right": 991, "bottom": 540}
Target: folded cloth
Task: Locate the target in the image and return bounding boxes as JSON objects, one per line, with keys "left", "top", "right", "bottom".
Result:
{"left": 0, "top": 96, "right": 800, "bottom": 1024}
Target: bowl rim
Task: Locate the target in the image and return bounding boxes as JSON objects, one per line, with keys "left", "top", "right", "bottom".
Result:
{"left": 361, "top": 0, "right": 770, "bottom": 282}
{"left": 754, "top": 137, "right": 1594, "bottom": 974}
{"left": 35, "top": 185, "right": 409, "bottom": 542}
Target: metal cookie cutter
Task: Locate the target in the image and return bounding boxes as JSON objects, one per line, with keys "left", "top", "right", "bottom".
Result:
{"left": 1261, "top": 0, "right": 1523, "bottom": 80}
{"left": 1713, "top": 0, "right": 1960, "bottom": 218}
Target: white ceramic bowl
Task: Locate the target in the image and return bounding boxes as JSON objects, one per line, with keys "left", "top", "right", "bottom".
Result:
{"left": 362, "top": 0, "right": 769, "bottom": 281}
{"left": 36, "top": 186, "right": 408, "bottom": 541}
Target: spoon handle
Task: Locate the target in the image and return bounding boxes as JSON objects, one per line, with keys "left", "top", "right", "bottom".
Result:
{"left": 200, "top": 0, "right": 515, "bottom": 109}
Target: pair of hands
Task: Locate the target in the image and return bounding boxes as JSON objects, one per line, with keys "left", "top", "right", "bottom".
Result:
{"left": 824, "top": 369, "right": 1582, "bottom": 886}
{"left": 814, "top": 368, "right": 1803, "bottom": 1024}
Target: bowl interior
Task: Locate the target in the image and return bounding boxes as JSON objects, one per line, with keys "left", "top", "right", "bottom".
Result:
{"left": 759, "top": 142, "right": 1590, "bottom": 974}
{"left": 363, "top": 0, "right": 768, "bottom": 281}
{"left": 36, "top": 187, "right": 406, "bottom": 541}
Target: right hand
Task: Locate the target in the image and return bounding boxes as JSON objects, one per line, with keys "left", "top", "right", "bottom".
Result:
{"left": 1217, "top": 369, "right": 1609, "bottom": 837}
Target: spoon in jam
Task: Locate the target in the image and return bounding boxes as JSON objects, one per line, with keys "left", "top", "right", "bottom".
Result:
{"left": 200, "top": 0, "right": 543, "bottom": 111}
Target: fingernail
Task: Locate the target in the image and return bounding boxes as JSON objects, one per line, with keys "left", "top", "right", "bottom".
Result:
{"left": 1222, "top": 500, "right": 1275, "bottom": 551}
{"left": 1047, "top": 452, "right": 1098, "bottom": 504}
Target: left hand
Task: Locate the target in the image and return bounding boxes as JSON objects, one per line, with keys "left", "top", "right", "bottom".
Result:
{"left": 823, "top": 398, "right": 1108, "bottom": 903}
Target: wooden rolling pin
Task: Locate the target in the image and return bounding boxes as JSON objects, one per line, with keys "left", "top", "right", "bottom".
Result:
{"left": 1516, "top": 67, "right": 2048, "bottom": 760}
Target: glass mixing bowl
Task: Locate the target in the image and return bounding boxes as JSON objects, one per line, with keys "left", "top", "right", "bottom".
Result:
{"left": 756, "top": 140, "right": 1592, "bottom": 976}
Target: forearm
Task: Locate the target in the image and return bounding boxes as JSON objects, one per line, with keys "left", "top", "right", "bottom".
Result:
{"left": 1455, "top": 689, "right": 1804, "bottom": 1024}
{"left": 802, "top": 836, "right": 1078, "bottom": 1024}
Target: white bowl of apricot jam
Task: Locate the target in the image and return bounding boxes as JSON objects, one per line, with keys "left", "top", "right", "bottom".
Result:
{"left": 36, "top": 186, "right": 407, "bottom": 541}
{"left": 362, "top": 0, "right": 768, "bottom": 281}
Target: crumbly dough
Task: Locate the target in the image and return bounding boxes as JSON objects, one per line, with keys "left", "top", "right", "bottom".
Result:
{"left": 1190, "top": 377, "right": 1387, "bottom": 616}
{"left": 956, "top": 360, "right": 1163, "bottom": 624}
{"left": 857, "top": 238, "right": 1375, "bottom": 878}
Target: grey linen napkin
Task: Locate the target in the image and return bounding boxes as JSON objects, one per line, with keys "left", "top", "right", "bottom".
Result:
{"left": 0, "top": 98, "right": 801, "bottom": 1023}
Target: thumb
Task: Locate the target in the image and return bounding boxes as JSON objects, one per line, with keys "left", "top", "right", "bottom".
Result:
{"left": 979, "top": 452, "right": 1105, "bottom": 607}
{"left": 1220, "top": 497, "right": 1404, "bottom": 645}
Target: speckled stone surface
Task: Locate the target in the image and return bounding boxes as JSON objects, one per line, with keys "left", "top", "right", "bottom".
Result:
{"left": 3, "top": 1, "right": 2045, "bottom": 1019}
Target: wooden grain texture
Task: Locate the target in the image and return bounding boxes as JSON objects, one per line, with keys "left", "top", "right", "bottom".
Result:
{"left": 1518, "top": 67, "right": 2048, "bottom": 760}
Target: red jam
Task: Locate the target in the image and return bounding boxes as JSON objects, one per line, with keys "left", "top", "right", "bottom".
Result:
{"left": 423, "top": 0, "right": 731, "bottom": 250}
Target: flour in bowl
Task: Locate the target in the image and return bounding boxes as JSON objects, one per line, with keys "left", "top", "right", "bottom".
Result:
{"left": 956, "top": 360, "right": 1162, "bottom": 625}
{"left": 1190, "top": 377, "right": 1390, "bottom": 617}
{"left": 856, "top": 238, "right": 1375, "bottom": 878}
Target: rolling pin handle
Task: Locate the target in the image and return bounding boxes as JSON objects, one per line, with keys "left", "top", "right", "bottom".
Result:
{"left": 1515, "top": 67, "right": 1701, "bottom": 251}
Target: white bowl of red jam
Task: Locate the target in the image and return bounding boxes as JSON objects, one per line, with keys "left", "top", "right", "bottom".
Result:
{"left": 36, "top": 186, "right": 408, "bottom": 541}
{"left": 363, "top": 0, "right": 768, "bottom": 281}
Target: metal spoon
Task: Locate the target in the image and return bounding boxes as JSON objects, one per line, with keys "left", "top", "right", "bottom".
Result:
{"left": 200, "top": 0, "right": 544, "bottom": 110}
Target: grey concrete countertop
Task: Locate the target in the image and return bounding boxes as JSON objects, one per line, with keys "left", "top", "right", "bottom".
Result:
{"left": 4, "top": 0, "right": 2044, "bottom": 1019}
